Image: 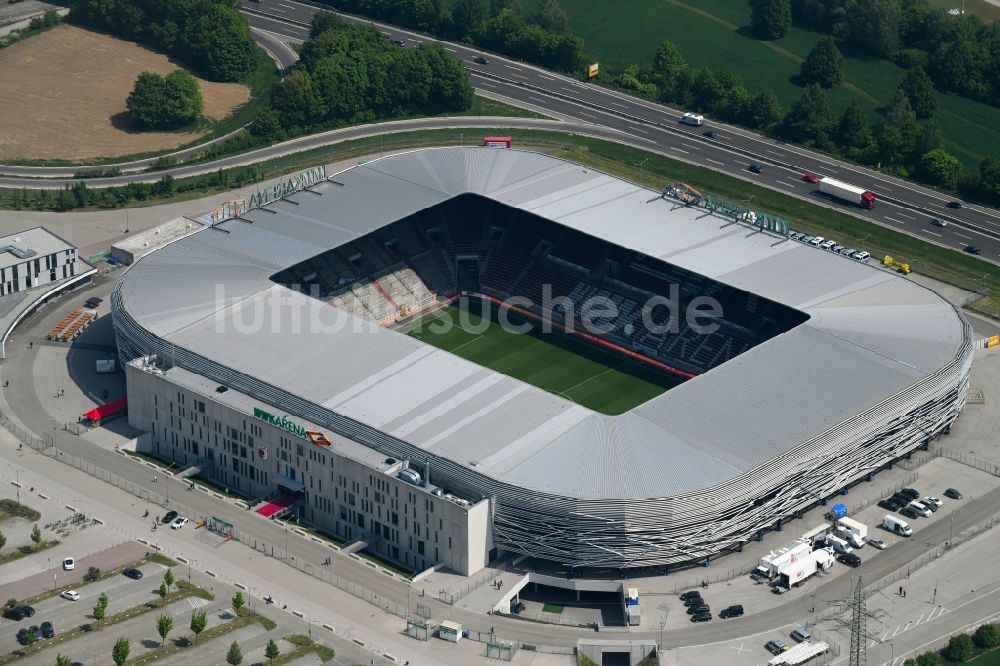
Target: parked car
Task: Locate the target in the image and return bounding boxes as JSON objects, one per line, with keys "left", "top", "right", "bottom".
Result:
{"left": 686, "top": 604, "right": 710, "bottom": 615}
{"left": 472, "top": 56, "right": 490, "bottom": 64}
{"left": 791, "top": 627, "right": 812, "bottom": 642}
{"left": 840, "top": 247, "right": 857, "bottom": 256}
{"left": 810, "top": 236, "right": 825, "bottom": 246}
{"left": 947, "top": 201, "right": 962, "bottom": 209}
{"left": 719, "top": 604, "right": 744, "bottom": 618}
{"left": 965, "top": 245, "right": 982, "bottom": 255}
{"left": 690, "top": 611, "right": 712, "bottom": 622}
{"left": 123, "top": 568, "right": 144, "bottom": 580}
{"left": 40, "top": 621, "right": 54, "bottom": 638}
{"left": 703, "top": 130, "right": 718, "bottom": 139}
{"left": 900, "top": 506, "right": 921, "bottom": 520}
{"left": 766, "top": 639, "right": 789, "bottom": 655}
{"left": 162, "top": 511, "right": 178, "bottom": 524}
{"left": 748, "top": 164, "right": 762, "bottom": 174}
{"left": 867, "top": 538, "right": 888, "bottom": 550}
{"left": 820, "top": 240, "right": 837, "bottom": 250}
{"left": 920, "top": 499, "right": 940, "bottom": 513}
{"left": 16, "top": 628, "right": 31, "bottom": 645}
{"left": 801, "top": 235, "right": 815, "bottom": 244}
{"left": 900, "top": 488, "right": 920, "bottom": 500}
{"left": 802, "top": 172, "right": 819, "bottom": 184}
{"left": 944, "top": 488, "right": 963, "bottom": 500}
{"left": 60, "top": 590, "right": 80, "bottom": 601}
{"left": 171, "top": 516, "right": 189, "bottom": 530}
{"left": 683, "top": 596, "right": 704, "bottom": 607}
{"left": 837, "top": 553, "right": 862, "bottom": 568}
{"left": 4, "top": 606, "right": 29, "bottom": 621}
{"left": 790, "top": 232, "right": 805, "bottom": 241}
{"left": 908, "top": 501, "right": 932, "bottom": 518}
{"left": 931, "top": 218, "right": 948, "bottom": 227}
{"left": 392, "top": 39, "right": 405, "bottom": 47}
{"left": 924, "top": 497, "right": 943, "bottom": 508}
{"left": 680, "top": 591, "right": 702, "bottom": 602}
{"left": 878, "top": 498, "right": 902, "bottom": 511}
{"left": 62, "top": 557, "right": 75, "bottom": 571}
{"left": 831, "top": 244, "right": 844, "bottom": 254}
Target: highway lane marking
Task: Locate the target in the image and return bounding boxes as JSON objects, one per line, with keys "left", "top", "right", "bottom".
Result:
{"left": 382, "top": 31, "right": 391, "bottom": 35}
{"left": 897, "top": 212, "right": 917, "bottom": 220}
{"left": 504, "top": 64, "right": 522, "bottom": 71}
{"left": 778, "top": 180, "right": 798, "bottom": 189}
{"left": 527, "top": 96, "right": 547, "bottom": 104}
{"left": 610, "top": 102, "right": 629, "bottom": 110}
{"left": 475, "top": 81, "right": 496, "bottom": 88}
{"left": 277, "top": 2, "right": 295, "bottom": 9}
{"left": 706, "top": 158, "right": 724, "bottom": 166}
{"left": 630, "top": 126, "right": 650, "bottom": 134}
{"left": 775, "top": 181, "right": 793, "bottom": 189}
{"left": 765, "top": 149, "right": 784, "bottom": 157}
{"left": 579, "top": 111, "right": 599, "bottom": 120}
{"left": 954, "top": 232, "right": 972, "bottom": 239}
{"left": 681, "top": 142, "right": 700, "bottom": 151}
{"left": 507, "top": 73, "right": 528, "bottom": 80}
{"left": 445, "top": 47, "right": 456, "bottom": 52}
{"left": 885, "top": 216, "right": 905, "bottom": 224}
{"left": 921, "top": 230, "right": 942, "bottom": 237}
{"left": 668, "top": 146, "right": 689, "bottom": 154}
{"left": 538, "top": 74, "right": 556, "bottom": 81}
{"left": 622, "top": 133, "right": 656, "bottom": 144}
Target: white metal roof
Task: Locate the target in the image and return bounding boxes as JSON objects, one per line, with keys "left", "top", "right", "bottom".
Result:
{"left": 117, "top": 147, "right": 968, "bottom": 500}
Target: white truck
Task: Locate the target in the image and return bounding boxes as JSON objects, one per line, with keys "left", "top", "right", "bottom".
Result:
{"left": 818, "top": 177, "right": 876, "bottom": 208}
{"left": 775, "top": 548, "right": 835, "bottom": 590}
{"left": 836, "top": 517, "right": 868, "bottom": 548}
{"left": 757, "top": 539, "right": 811, "bottom": 579}
{"left": 680, "top": 112, "right": 704, "bottom": 126}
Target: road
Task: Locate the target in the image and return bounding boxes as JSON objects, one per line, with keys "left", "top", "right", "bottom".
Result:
{"left": 0, "top": 0, "right": 61, "bottom": 26}
{"left": 1, "top": 0, "right": 999, "bottom": 264}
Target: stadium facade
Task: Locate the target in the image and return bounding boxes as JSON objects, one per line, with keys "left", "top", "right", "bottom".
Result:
{"left": 114, "top": 148, "right": 973, "bottom": 576}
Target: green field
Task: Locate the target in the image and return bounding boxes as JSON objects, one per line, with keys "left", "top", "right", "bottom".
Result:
{"left": 405, "top": 302, "right": 685, "bottom": 415}
{"left": 519, "top": 0, "right": 1000, "bottom": 167}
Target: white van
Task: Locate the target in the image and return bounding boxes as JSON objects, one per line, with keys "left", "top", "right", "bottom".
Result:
{"left": 810, "top": 236, "right": 825, "bottom": 246}
{"left": 883, "top": 514, "right": 912, "bottom": 536}
{"left": 835, "top": 526, "right": 864, "bottom": 548}
{"left": 853, "top": 251, "right": 871, "bottom": 263}
{"left": 908, "top": 500, "right": 932, "bottom": 517}
{"left": 680, "top": 112, "right": 704, "bottom": 126}
{"left": 826, "top": 534, "right": 853, "bottom": 554}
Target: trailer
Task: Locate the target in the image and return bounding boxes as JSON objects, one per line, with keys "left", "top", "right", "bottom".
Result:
{"left": 776, "top": 548, "right": 835, "bottom": 589}
{"left": 625, "top": 587, "right": 641, "bottom": 626}
{"left": 837, "top": 517, "right": 868, "bottom": 547}
{"left": 818, "top": 177, "right": 875, "bottom": 208}
{"left": 757, "top": 539, "right": 811, "bottom": 579}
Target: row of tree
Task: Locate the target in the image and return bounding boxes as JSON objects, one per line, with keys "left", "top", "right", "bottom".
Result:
{"left": 609, "top": 39, "right": 1000, "bottom": 202}
{"left": 903, "top": 621, "right": 1000, "bottom": 665}
{"left": 68, "top": 0, "right": 256, "bottom": 82}
{"left": 265, "top": 13, "right": 473, "bottom": 133}
{"left": 752, "top": 0, "right": 1000, "bottom": 109}
{"left": 315, "top": 0, "right": 584, "bottom": 71}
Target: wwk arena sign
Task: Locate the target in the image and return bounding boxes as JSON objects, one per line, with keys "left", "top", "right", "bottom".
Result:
{"left": 248, "top": 166, "right": 327, "bottom": 210}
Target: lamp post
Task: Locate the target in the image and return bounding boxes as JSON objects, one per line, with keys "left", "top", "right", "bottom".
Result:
{"left": 635, "top": 158, "right": 649, "bottom": 182}
{"left": 858, "top": 233, "right": 871, "bottom": 252}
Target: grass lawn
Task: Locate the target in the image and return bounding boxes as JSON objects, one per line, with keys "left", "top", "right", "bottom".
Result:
{"left": 405, "top": 301, "right": 684, "bottom": 415}
{"left": 518, "top": 0, "right": 1000, "bottom": 167}
{"left": 969, "top": 647, "right": 1000, "bottom": 665}
{"left": 541, "top": 603, "right": 565, "bottom": 614}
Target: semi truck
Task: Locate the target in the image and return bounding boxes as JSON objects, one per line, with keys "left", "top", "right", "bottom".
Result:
{"left": 774, "top": 548, "right": 835, "bottom": 591}
{"left": 818, "top": 177, "right": 876, "bottom": 209}
{"left": 836, "top": 517, "right": 868, "bottom": 547}
{"left": 757, "top": 539, "right": 812, "bottom": 579}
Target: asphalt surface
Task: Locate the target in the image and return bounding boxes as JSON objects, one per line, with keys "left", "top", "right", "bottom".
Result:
{"left": 3, "top": 275, "right": 1000, "bottom": 652}
{"left": 0, "top": 0, "right": 61, "bottom": 26}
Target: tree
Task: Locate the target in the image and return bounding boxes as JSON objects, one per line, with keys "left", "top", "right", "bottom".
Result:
{"left": 226, "top": 640, "right": 243, "bottom": 666}
{"left": 157, "top": 582, "right": 168, "bottom": 606}
{"left": 974, "top": 623, "right": 1000, "bottom": 648}
{"left": 163, "top": 569, "right": 175, "bottom": 589}
{"left": 780, "top": 84, "right": 835, "bottom": 146}
{"left": 848, "top": 0, "right": 901, "bottom": 58}
{"left": 112, "top": 637, "right": 130, "bottom": 666}
{"left": 944, "top": 633, "right": 974, "bottom": 662}
{"left": 652, "top": 41, "right": 688, "bottom": 100}
{"left": 309, "top": 10, "right": 342, "bottom": 38}
{"left": 265, "top": 638, "right": 280, "bottom": 664}
{"left": 919, "top": 148, "right": 961, "bottom": 189}
{"left": 85, "top": 566, "right": 101, "bottom": 582}
{"left": 231, "top": 591, "right": 245, "bottom": 615}
{"left": 190, "top": 609, "right": 207, "bottom": 645}
{"left": 800, "top": 37, "right": 843, "bottom": 88}
{"left": 0, "top": 529, "right": 6, "bottom": 552}
{"left": 980, "top": 157, "right": 1000, "bottom": 203}
{"left": 886, "top": 88, "right": 916, "bottom": 126}
{"left": 127, "top": 70, "right": 203, "bottom": 130}
{"left": 156, "top": 613, "right": 173, "bottom": 647}
{"left": 899, "top": 66, "right": 936, "bottom": 119}
{"left": 270, "top": 70, "right": 326, "bottom": 128}
{"left": 451, "top": 0, "right": 488, "bottom": 38}
{"left": 93, "top": 592, "right": 109, "bottom": 628}
{"left": 749, "top": 0, "right": 792, "bottom": 39}
{"left": 183, "top": 4, "right": 256, "bottom": 82}
{"left": 162, "top": 70, "right": 203, "bottom": 125}
{"left": 534, "top": 0, "right": 569, "bottom": 33}
{"left": 837, "top": 100, "right": 873, "bottom": 152}
{"left": 30, "top": 524, "right": 41, "bottom": 550}
{"left": 747, "top": 88, "right": 784, "bottom": 132}
{"left": 55, "top": 654, "right": 73, "bottom": 666}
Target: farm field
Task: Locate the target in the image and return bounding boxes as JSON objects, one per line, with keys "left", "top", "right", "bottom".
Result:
{"left": 404, "top": 301, "right": 685, "bottom": 415}
{"left": 0, "top": 25, "right": 251, "bottom": 161}
{"left": 519, "top": 0, "right": 1000, "bottom": 168}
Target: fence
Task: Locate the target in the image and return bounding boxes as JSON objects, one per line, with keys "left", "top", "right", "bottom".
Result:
{"left": 936, "top": 448, "right": 1000, "bottom": 477}
{"left": 437, "top": 566, "right": 501, "bottom": 604}
{"left": 464, "top": 628, "right": 575, "bottom": 656}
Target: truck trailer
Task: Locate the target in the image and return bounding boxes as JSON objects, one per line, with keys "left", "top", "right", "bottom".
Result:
{"left": 775, "top": 548, "right": 835, "bottom": 590}
{"left": 757, "top": 539, "right": 811, "bottom": 579}
{"left": 818, "top": 177, "right": 876, "bottom": 208}
{"left": 836, "top": 517, "right": 868, "bottom": 547}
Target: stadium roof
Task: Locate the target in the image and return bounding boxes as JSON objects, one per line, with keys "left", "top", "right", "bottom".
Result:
{"left": 118, "top": 147, "right": 967, "bottom": 500}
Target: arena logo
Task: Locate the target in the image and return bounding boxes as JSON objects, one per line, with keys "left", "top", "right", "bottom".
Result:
{"left": 248, "top": 166, "right": 327, "bottom": 210}
{"left": 253, "top": 407, "right": 309, "bottom": 439}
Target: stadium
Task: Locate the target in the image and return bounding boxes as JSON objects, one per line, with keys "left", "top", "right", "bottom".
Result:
{"left": 113, "top": 147, "right": 973, "bottom": 573}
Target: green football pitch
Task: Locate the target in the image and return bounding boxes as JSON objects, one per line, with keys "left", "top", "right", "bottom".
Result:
{"left": 404, "top": 302, "right": 685, "bottom": 415}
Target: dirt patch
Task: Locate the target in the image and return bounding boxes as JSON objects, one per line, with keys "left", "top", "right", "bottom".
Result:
{"left": 0, "top": 25, "right": 251, "bottom": 162}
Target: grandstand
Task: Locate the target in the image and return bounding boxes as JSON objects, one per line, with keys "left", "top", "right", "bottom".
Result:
{"left": 115, "top": 148, "right": 972, "bottom": 571}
